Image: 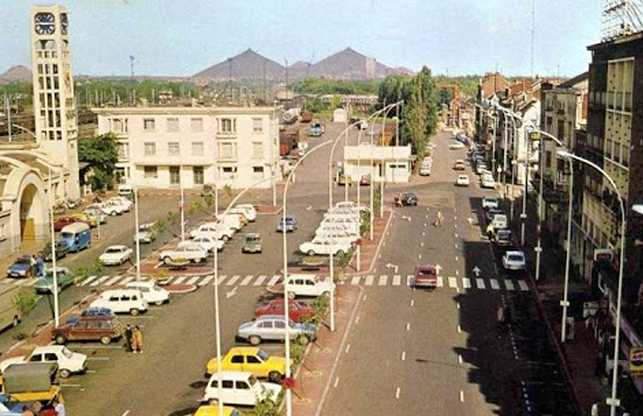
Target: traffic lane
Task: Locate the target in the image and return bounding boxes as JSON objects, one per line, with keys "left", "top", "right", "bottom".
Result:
{"left": 63, "top": 285, "right": 265, "bottom": 415}
{"left": 321, "top": 286, "right": 412, "bottom": 416}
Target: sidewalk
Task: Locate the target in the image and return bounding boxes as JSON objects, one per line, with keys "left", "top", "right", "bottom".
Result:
{"left": 345, "top": 208, "right": 392, "bottom": 275}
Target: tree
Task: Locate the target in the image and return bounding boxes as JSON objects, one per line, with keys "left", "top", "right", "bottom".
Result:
{"left": 78, "top": 133, "right": 119, "bottom": 191}
{"left": 400, "top": 66, "right": 438, "bottom": 156}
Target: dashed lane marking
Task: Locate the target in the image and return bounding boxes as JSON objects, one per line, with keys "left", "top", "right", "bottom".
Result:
{"left": 199, "top": 275, "right": 214, "bottom": 286}
{"left": 350, "top": 276, "right": 360, "bottom": 285}
{"left": 476, "top": 278, "right": 485, "bottom": 289}
{"left": 518, "top": 280, "right": 529, "bottom": 291}
{"left": 81, "top": 275, "right": 99, "bottom": 286}
{"left": 173, "top": 276, "right": 187, "bottom": 284}
{"left": 462, "top": 278, "right": 471, "bottom": 289}
{"left": 490, "top": 279, "right": 500, "bottom": 290}
{"left": 267, "top": 275, "right": 281, "bottom": 286}
{"left": 393, "top": 275, "right": 401, "bottom": 286}
{"left": 120, "top": 276, "right": 135, "bottom": 285}
{"left": 104, "top": 276, "right": 123, "bottom": 286}
{"left": 448, "top": 277, "right": 458, "bottom": 288}
{"left": 437, "top": 276, "right": 444, "bottom": 287}
{"left": 90, "top": 275, "right": 111, "bottom": 287}
{"left": 365, "top": 275, "right": 374, "bottom": 286}
{"left": 216, "top": 275, "right": 228, "bottom": 285}
{"left": 504, "top": 279, "right": 515, "bottom": 291}
{"left": 406, "top": 275, "right": 413, "bottom": 286}
{"left": 186, "top": 276, "right": 200, "bottom": 285}
{"left": 379, "top": 275, "right": 387, "bottom": 286}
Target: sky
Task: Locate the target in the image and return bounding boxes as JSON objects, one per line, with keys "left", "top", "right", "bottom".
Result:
{"left": 1, "top": 0, "right": 603, "bottom": 78}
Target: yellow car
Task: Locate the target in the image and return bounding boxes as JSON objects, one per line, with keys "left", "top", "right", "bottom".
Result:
{"left": 206, "top": 347, "right": 290, "bottom": 383}
{"left": 193, "top": 405, "right": 246, "bottom": 416}
{"left": 71, "top": 212, "right": 98, "bottom": 228}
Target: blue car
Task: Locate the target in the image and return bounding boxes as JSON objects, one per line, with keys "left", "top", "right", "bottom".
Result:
{"left": 6, "top": 255, "right": 36, "bottom": 279}
{"left": 277, "top": 215, "right": 298, "bottom": 232}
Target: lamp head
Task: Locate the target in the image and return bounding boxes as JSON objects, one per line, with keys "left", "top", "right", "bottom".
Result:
{"left": 633, "top": 204, "right": 643, "bottom": 216}
{"left": 556, "top": 149, "right": 571, "bottom": 158}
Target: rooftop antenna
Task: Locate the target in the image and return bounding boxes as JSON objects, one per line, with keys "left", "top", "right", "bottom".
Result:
{"left": 129, "top": 55, "right": 135, "bottom": 78}
{"left": 530, "top": 0, "right": 535, "bottom": 78}
{"left": 602, "top": 0, "right": 643, "bottom": 40}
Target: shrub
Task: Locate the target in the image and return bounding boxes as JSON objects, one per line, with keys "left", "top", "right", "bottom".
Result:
{"left": 12, "top": 290, "right": 37, "bottom": 316}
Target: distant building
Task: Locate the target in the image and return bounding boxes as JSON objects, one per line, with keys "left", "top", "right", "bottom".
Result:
{"left": 92, "top": 106, "right": 281, "bottom": 190}
{"left": 343, "top": 144, "right": 412, "bottom": 183}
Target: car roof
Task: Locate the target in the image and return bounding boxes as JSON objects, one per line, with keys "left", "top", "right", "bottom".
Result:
{"left": 416, "top": 264, "right": 436, "bottom": 272}
{"left": 208, "top": 371, "right": 255, "bottom": 380}
{"left": 227, "top": 346, "right": 262, "bottom": 355}
{"left": 106, "top": 245, "right": 128, "bottom": 250}
{"left": 256, "top": 314, "right": 288, "bottom": 321}
{"left": 245, "top": 233, "right": 261, "bottom": 238}
{"left": 506, "top": 251, "right": 524, "bottom": 256}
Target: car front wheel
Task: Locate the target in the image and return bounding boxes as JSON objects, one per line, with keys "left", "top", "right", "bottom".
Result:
{"left": 248, "top": 335, "right": 261, "bottom": 346}
{"left": 100, "top": 336, "right": 112, "bottom": 345}
{"left": 298, "top": 335, "right": 310, "bottom": 346}
{"left": 55, "top": 335, "right": 67, "bottom": 345}
{"left": 59, "top": 369, "right": 71, "bottom": 379}
{"left": 130, "top": 308, "right": 140, "bottom": 316}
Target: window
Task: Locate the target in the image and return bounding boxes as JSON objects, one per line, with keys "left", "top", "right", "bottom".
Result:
{"left": 236, "top": 381, "right": 250, "bottom": 390}
{"left": 29, "top": 354, "right": 42, "bottom": 362}
{"left": 117, "top": 142, "right": 129, "bottom": 159}
{"left": 44, "top": 353, "right": 57, "bottom": 361}
{"left": 252, "top": 142, "right": 263, "bottom": 159}
{"left": 247, "top": 355, "right": 261, "bottom": 364}
{"left": 222, "top": 380, "right": 233, "bottom": 389}
{"left": 252, "top": 118, "right": 263, "bottom": 133}
{"left": 144, "top": 142, "right": 156, "bottom": 156}
{"left": 545, "top": 151, "right": 552, "bottom": 168}
{"left": 220, "top": 166, "right": 237, "bottom": 179}
{"left": 218, "top": 142, "right": 237, "bottom": 159}
{"left": 166, "top": 118, "right": 179, "bottom": 132}
{"left": 274, "top": 320, "right": 286, "bottom": 329}
{"left": 143, "top": 118, "right": 155, "bottom": 131}
{"left": 259, "top": 321, "right": 273, "bottom": 329}
{"left": 144, "top": 166, "right": 158, "bottom": 178}
{"left": 112, "top": 118, "right": 128, "bottom": 133}
{"left": 192, "top": 142, "right": 204, "bottom": 156}
{"left": 193, "top": 166, "right": 204, "bottom": 185}
{"left": 253, "top": 166, "right": 264, "bottom": 178}
{"left": 191, "top": 118, "right": 203, "bottom": 132}
{"left": 168, "top": 142, "right": 180, "bottom": 155}
{"left": 170, "top": 166, "right": 180, "bottom": 185}
{"left": 219, "top": 118, "right": 236, "bottom": 134}
{"left": 231, "top": 355, "right": 244, "bottom": 364}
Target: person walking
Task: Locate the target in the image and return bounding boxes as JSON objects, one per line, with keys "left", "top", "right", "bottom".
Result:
{"left": 132, "top": 325, "right": 143, "bottom": 354}
{"left": 486, "top": 222, "right": 495, "bottom": 240}
{"left": 53, "top": 398, "right": 66, "bottom": 416}
{"left": 590, "top": 402, "right": 599, "bottom": 416}
{"left": 434, "top": 210, "right": 444, "bottom": 227}
{"left": 123, "top": 324, "right": 133, "bottom": 352}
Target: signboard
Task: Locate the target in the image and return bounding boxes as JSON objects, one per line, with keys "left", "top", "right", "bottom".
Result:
{"left": 529, "top": 132, "right": 542, "bottom": 141}
{"left": 594, "top": 248, "right": 614, "bottom": 262}
{"left": 630, "top": 347, "right": 643, "bottom": 377}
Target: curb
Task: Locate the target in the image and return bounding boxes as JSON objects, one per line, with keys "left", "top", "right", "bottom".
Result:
{"left": 346, "top": 208, "right": 394, "bottom": 276}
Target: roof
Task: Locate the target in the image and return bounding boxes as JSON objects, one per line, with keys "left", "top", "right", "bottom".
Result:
{"left": 558, "top": 72, "right": 589, "bottom": 88}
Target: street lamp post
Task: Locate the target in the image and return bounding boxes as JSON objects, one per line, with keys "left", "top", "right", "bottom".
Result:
{"left": 47, "top": 169, "right": 60, "bottom": 327}
{"left": 557, "top": 150, "right": 626, "bottom": 416}
{"left": 134, "top": 185, "right": 141, "bottom": 281}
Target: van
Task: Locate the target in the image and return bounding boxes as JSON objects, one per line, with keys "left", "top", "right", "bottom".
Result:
{"left": 218, "top": 214, "right": 242, "bottom": 232}
{"left": 201, "top": 371, "right": 282, "bottom": 406}
{"left": 59, "top": 222, "right": 91, "bottom": 252}
{"left": 492, "top": 214, "right": 508, "bottom": 230}
{"left": 190, "top": 222, "right": 234, "bottom": 241}
{"left": 419, "top": 164, "right": 432, "bottom": 176}
{"left": 118, "top": 184, "right": 134, "bottom": 200}
{"left": 89, "top": 289, "right": 148, "bottom": 315}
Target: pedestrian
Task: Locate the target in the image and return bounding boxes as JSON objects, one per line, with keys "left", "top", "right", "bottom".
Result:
{"left": 132, "top": 325, "right": 143, "bottom": 354}
{"left": 434, "top": 210, "right": 444, "bottom": 227}
{"left": 486, "top": 222, "right": 495, "bottom": 240}
{"left": 53, "top": 398, "right": 66, "bottom": 416}
{"left": 36, "top": 256, "right": 45, "bottom": 277}
{"left": 496, "top": 305, "right": 505, "bottom": 331}
{"left": 21, "top": 405, "right": 35, "bottom": 416}
{"left": 590, "top": 402, "right": 599, "bottom": 416}
{"left": 123, "top": 324, "right": 133, "bottom": 352}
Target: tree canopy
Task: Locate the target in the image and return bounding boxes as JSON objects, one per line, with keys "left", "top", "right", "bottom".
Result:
{"left": 78, "top": 133, "right": 119, "bottom": 191}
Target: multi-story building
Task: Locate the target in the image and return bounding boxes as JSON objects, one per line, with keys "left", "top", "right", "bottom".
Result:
{"left": 92, "top": 106, "right": 281, "bottom": 190}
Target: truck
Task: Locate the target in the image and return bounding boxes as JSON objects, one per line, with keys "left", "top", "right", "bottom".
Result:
{"left": 0, "top": 363, "right": 62, "bottom": 415}
{"left": 309, "top": 122, "right": 324, "bottom": 137}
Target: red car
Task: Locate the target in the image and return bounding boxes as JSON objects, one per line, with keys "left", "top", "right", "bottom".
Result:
{"left": 53, "top": 216, "right": 86, "bottom": 232}
{"left": 254, "top": 299, "right": 315, "bottom": 322}
{"left": 414, "top": 264, "right": 437, "bottom": 289}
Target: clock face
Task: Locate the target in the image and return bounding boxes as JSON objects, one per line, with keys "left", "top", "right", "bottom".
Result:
{"left": 61, "top": 13, "right": 68, "bottom": 35}
{"left": 34, "top": 13, "right": 55, "bottom": 35}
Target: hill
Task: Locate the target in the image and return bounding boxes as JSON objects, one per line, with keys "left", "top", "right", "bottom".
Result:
{"left": 192, "top": 48, "right": 284, "bottom": 80}
{"left": 0, "top": 65, "right": 32, "bottom": 84}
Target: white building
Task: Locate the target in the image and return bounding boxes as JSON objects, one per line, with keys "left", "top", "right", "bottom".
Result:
{"left": 92, "top": 106, "right": 281, "bottom": 190}
{"left": 343, "top": 144, "right": 412, "bottom": 183}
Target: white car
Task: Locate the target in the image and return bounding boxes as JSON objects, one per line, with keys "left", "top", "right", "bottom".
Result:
{"left": 315, "top": 223, "right": 358, "bottom": 237}
{"left": 191, "top": 236, "right": 224, "bottom": 253}
{"left": 502, "top": 250, "right": 526, "bottom": 271}
{"left": 87, "top": 202, "right": 122, "bottom": 217}
{"left": 98, "top": 245, "right": 133, "bottom": 266}
{"left": 234, "top": 204, "right": 257, "bottom": 222}
{"left": 107, "top": 196, "right": 133, "bottom": 212}
{"left": 319, "top": 217, "right": 359, "bottom": 234}
{"left": 482, "top": 196, "right": 499, "bottom": 209}
{"left": 456, "top": 175, "right": 470, "bottom": 186}
{"left": 334, "top": 201, "right": 368, "bottom": 213}
{"left": 190, "top": 222, "right": 234, "bottom": 241}
{"left": 286, "top": 274, "right": 334, "bottom": 298}
{"left": 449, "top": 142, "right": 465, "bottom": 150}
{"left": 124, "top": 281, "right": 170, "bottom": 306}
{"left": 314, "top": 230, "right": 359, "bottom": 246}
{"left": 201, "top": 371, "right": 282, "bottom": 406}
{"left": 160, "top": 243, "right": 208, "bottom": 264}
{"left": 0, "top": 346, "right": 87, "bottom": 379}
{"left": 481, "top": 173, "right": 495, "bottom": 189}
{"left": 299, "top": 238, "right": 352, "bottom": 256}
{"left": 134, "top": 222, "right": 157, "bottom": 244}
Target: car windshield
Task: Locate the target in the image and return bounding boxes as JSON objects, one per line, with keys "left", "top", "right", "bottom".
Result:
{"left": 257, "top": 349, "right": 269, "bottom": 361}
{"left": 417, "top": 269, "right": 434, "bottom": 276}
{"left": 509, "top": 254, "right": 524, "bottom": 262}
{"left": 105, "top": 248, "right": 122, "bottom": 253}
{"left": 62, "top": 347, "right": 73, "bottom": 359}
{"left": 60, "top": 232, "right": 73, "bottom": 239}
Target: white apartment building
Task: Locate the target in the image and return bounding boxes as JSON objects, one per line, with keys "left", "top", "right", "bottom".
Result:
{"left": 93, "top": 106, "right": 281, "bottom": 190}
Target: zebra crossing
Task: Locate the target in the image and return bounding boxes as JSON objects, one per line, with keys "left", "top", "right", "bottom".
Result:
{"left": 5, "top": 273, "right": 530, "bottom": 292}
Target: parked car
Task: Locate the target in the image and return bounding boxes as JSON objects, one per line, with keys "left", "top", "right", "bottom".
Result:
{"left": 395, "top": 192, "right": 418, "bottom": 206}
{"left": 190, "top": 222, "right": 234, "bottom": 242}
{"left": 6, "top": 255, "right": 36, "bottom": 279}
{"left": 192, "top": 406, "right": 247, "bottom": 416}
{"left": 413, "top": 265, "right": 437, "bottom": 289}
{"left": 206, "top": 347, "right": 289, "bottom": 382}
{"left": 89, "top": 289, "right": 148, "bottom": 315}
{"left": 334, "top": 201, "right": 368, "bottom": 212}
{"left": 84, "top": 208, "right": 107, "bottom": 225}
{"left": 34, "top": 267, "right": 77, "bottom": 294}
{"left": 160, "top": 243, "right": 208, "bottom": 264}
{"left": 98, "top": 245, "right": 133, "bottom": 266}
{"left": 0, "top": 346, "right": 87, "bottom": 379}
{"left": 108, "top": 196, "right": 133, "bottom": 212}
{"left": 86, "top": 202, "right": 120, "bottom": 217}
{"left": 52, "top": 314, "right": 122, "bottom": 345}
{"left": 314, "top": 230, "right": 359, "bottom": 246}
{"left": 482, "top": 196, "right": 499, "bottom": 209}
{"left": 493, "top": 229, "right": 515, "bottom": 247}
{"left": 134, "top": 222, "right": 157, "bottom": 244}
{"left": 476, "top": 161, "right": 489, "bottom": 174}
{"left": 192, "top": 236, "right": 224, "bottom": 253}
{"left": 117, "top": 184, "right": 135, "bottom": 200}
{"left": 319, "top": 216, "right": 360, "bottom": 234}
{"left": 480, "top": 173, "right": 495, "bottom": 188}
{"left": 242, "top": 233, "right": 263, "bottom": 254}
{"left": 201, "top": 371, "right": 282, "bottom": 406}
{"left": 53, "top": 216, "right": 85, "bottom": 232}
{"left": 254, "top": 299, "right": 315, "bottom": 323}
{"left": 484, "top": 208, "right": 505, "bottom": 225}
{"left": 236, "top": 315, "right": 317, "bottom": 346}
{"left": 272, "top": 274, "right": 334, "bottom": 299}
{"left": 453, "top": 159, "right": 466, "bottom": 170}
{"left": 502, "top": 250, "right": 526, "bottom": 271}
{"left": 39, "top": 240, "right": 69, "bottom": 262}
{"left": 234, "top": 204, "right": 257, "bottom": 222}
{"left": 299, "top": 238, "right": 352, "bottom": 257}
{"left": 226, "top": 209, "right": 249, "bottom": 226}
{"left": 124, "top": 281, "right": 170, "bottom": 306}
{"left": 276, "top": 215, "right": 298, "bottom": 232}
{"left": 59, "top": 222, "right": 91, "bottom": 252}
{"left": 315, "top": 223, "right": 358, "bottom": 237}
{"left": 449, "top": 141, "right": 465, "bottom": 150}
{"left": 456, "top": 175, "right": 470, "bottom": 186}
{"left": 70, "top": 213, "right": 98, "bottom": 228}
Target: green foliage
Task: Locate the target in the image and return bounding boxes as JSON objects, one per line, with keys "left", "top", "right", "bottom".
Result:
{"left": 438, "top": 88, "right": 454, "bottom": 105}
{"left": 222, "top": 185, "right": 233, "bottom": 198}
{"left": 187, "top": 199, "right": 205, "bottom": 215}
{"left": 290, "top": 343, "right": 305, "bottom": 365}
{"left": 293, "top": 77, "right": 381, "bottom": 95}
{"left": 330, "top": 95, "right": 342, "bottom": 110}
{"left": 90, "top": 258, "right": 105, "bottom": 276}
{"left": 374, "top": 186, "right": 382, "bottom": 214}
{"left": 402, "top": 66, "right": 438, "bottom": 155}
{"left": 78, "top": 133, "right": 119, "bottom": 191}
{"left": 203, "top": 194, "right": 214, "bottom": 207}
{"left": 254, "top": 393, "right": 282, "bottom": 416}
{"left": 153, "top": 218, "right": 167, "bottom": 233}
{"left": 12, "top": 290, "right": 37, "bottom": 316}
{"left": 378, "top": 74, "right": 413, "bottom": 109}
{"left": 433, "top": 75, "right": 481, "bottom": 98}
{"left": 312, "top": 293, "right": 330, "bottom": 321}
{"left": 359, "top": 210, "right": 371, "bottom": 236}
{"left": 167, "top": 211, "right": 179, "bottom": 225}
{"left": 303, "top": 98, "right": 325, "bottom": 113}
{"left": 74, "top": 265, "right": 91, "bottom": 283}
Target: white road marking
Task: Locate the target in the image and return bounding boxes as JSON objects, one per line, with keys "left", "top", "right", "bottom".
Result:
{"left": 455, "top": 256, "right": 459, "bottom": 262}
{"left": 406, "top": 323, "right": 410, "bottom": 331}
{"left": 345, "top": 344, "right": 350, "bottom": 354}
{"left": 490, "top": 279, "right": 500, "bottom": 290}
{"left": 401, "top": 351, "right": 406, "bottom": 361}
{"left": 378, "top": 275, "right": 387, "bottom": 286}
{"left": 455, "top": 233, "right": 458, "bottom": 238}
{"left": 122, "top": 410, "right": 130, "bottom": 416}
{"left": 406, "top": 275, "right": 413, "bottom": 286}
{"left": 436, "top": 276, "right": 444, "bottom": 287}
{"left": 476, "top": 278, "right": 485, "bottom": 289}
{"left": 350, "top": 276, "right": 360, "bottom": 285}
{"left": 504, "top": 279, "right": 515, "bottom": 291}
{"left": 418, "top": 254, "right": 422, "bottom": 260}
{"left": 410, "top": 299, "right": 414, "bottom": 306}
{"left": 448, "top": 277, "right": 458, "bottom": 288}
{"left": 104, "top": 276, "right": 123, "bottom": 286}
{"left": 518, "top": 280, "right": 529, "bottom": 291}
{"left": 240, "top": 275, "right": 254, "bottom": 286}
{"left": 90, "top": 275, "right": 111, "bottom": 287}
{"left": 455, "top": 269, "right": 459, "bottom": 276}
{"left": 227, "top": 275, "right": 241, "bottom": 286}
{"left": 173, "top": 276, "right": 187, "bottom": 284}
{"left": 23, "top": 279, "right": 38, "bottom": 287}
{"left": 81, "top": 275, "right": 99, "bottom": 286}
{"left": 254, "top": 275, "right": 267, "bottom": 286}
{"left": 462, "top": 278, "right": 471, "bottom": 289}
{"left": 363, "top": 294, "right": 368, "bottom": 301}
{"left": 334, "top": 377, "right": 339, "bottom": 388}
{"left": 460, "top": 390, "right": 464, "bottom": 402}
{"left": 393, "top": 275, "right": 402, "bottom": 286}
{"left": 395, "top": 387, "right": 401, "bottom": 399}
{"left": 267, "top": 275, "right": 281, "bottom": 286}
{"left": 186, "top": 276, "right": 200, "bottom": 285}
{"left": 215, "top": 275, "right": 228, "bottom": 285}
{"left": 458, "top": 354, "right": 463, "bottom": 364}
{"left": 420, "top": 242, "right": 424, "bottom": 247}
{"left": 456, "top": 302, "right": 460, "bottom": 309}
{"left": 457, "top": 325, "right": 462, "bottom": 333}
{"left": 355, "top": 316, "right": 360, "bottom": 324}
{"left": 455, "top": 243, "right": 458, "bottom": 249}
{"left": 199, "top": 275, "right": 214, "bottom": 286}
{"left": 422, "top": 232, "right": 426, "bottom": 236}
{"left": 120, "top": 276, "right": 135, "bottom": 285}
{"left": 365, "top": 275, "right": 374, "bottom": 286}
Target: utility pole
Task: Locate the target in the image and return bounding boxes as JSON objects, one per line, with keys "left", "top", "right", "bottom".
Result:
{"left": 129, "top": 55, "right": 135, "bottom": 78}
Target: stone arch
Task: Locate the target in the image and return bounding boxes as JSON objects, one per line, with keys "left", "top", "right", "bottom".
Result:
{"left": 4, "top": 168, "right": 48, "bottom": 250}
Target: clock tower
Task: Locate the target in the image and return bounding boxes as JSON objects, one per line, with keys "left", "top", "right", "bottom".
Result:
{"left": 30, "top": 5, "right": 80, "bottom": 199}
